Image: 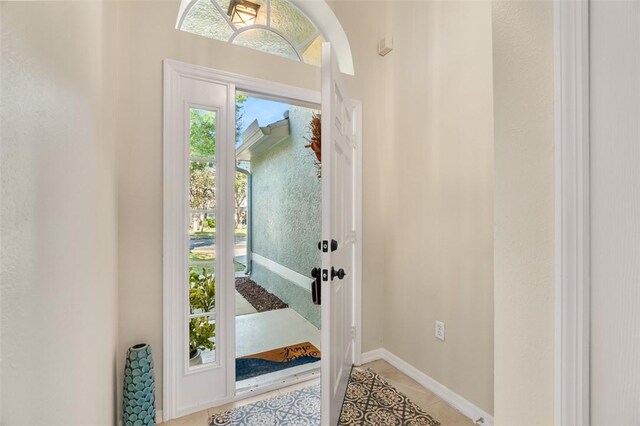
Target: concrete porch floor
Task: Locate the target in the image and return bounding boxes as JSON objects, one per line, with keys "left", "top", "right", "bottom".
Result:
{"left": 236, "top": 308, "right": 321, "bottom": 358}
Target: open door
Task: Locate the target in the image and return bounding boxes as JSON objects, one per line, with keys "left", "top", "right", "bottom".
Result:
{"left": 321, "top": 42, "right": 357, "bottom": 425}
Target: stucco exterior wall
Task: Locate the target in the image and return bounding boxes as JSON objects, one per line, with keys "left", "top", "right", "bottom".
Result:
{"left": 250, "top": 105, "right": 321, "bottom": 328}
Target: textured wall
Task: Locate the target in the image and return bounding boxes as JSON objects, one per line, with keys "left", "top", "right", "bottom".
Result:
{"left": 492, "top": 1, "right": 555, "bottom": 424}
{"left": 0, "top": 2, "right": 119, "bottom": 424}
{"left": 381, "top": 1, "right": 495, "bottom": 414}
{"left": 251, "top": 105, "right": 321, "bottom": 327}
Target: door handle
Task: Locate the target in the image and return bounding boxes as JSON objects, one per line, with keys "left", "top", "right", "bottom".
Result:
{"left": 331, "top": 267, "right": 346, "bottom": 280}
{"left": 311, "top": 267, "right": 321, "bottom": 305}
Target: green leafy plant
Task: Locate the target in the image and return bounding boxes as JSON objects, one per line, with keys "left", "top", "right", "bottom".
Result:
{"left": 189, "top": 268, "right": 216, "bottom": 356}
{"left": 189, "top": 318, "right": 215, "bottom": 356}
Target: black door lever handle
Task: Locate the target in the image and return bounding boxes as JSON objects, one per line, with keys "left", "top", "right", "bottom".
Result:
{"left": 311, "top": 267, "right": 322, "bottom": 305}
{"left": 331, "top": 267, "right": 346, "bottom": 280}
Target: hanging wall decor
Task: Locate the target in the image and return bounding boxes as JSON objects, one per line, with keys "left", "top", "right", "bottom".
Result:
{"left": 305, "top": 112, "right": 322, "bottom": 178}
{"left": 123, "top": 343, "right": 156, "bottom": 426}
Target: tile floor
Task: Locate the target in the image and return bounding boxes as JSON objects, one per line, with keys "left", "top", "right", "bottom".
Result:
{"left": 364, "top": 360, "right": 475, "bottom": 426}
{"left": 162, "top": 359, "right": 474, "bottom": 425}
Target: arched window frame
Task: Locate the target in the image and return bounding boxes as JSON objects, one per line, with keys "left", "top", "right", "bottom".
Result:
{"left": 175, "top": 0, "right": 354, "bottom": 75}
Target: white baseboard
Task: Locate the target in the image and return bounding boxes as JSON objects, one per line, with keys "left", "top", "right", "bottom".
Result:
{"left": 357, "top": 348, "right": 494, "bottom": 426}
{"left": 251, "top": 252, "right": 311, "bottom": 292}
{"left": 359, "top": 348, "right": 385, "bottom": 365}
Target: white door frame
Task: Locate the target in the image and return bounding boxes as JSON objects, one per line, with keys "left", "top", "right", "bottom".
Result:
{"left": 162, "top": 58, "right": 363, "bottom": 421}
{"left": 554, "top": 1, "right": 590, "bottom": 425}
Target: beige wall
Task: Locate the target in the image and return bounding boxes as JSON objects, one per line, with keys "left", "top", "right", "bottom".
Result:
{"left": 328, "top": 0, "right": 389, "bottom": 358}
{"left": 0, "top": 2, "right": 119, "bottom": 425}
{"left": 115, "top": 0, "right": 389, "bottom": 411}
{"left": 380, "top": 1, "right": 495, "bottom": 414}
{"left": 492, "top": 1, "right": 555, "bottom": 425}
{"left": 0, "top": 2, "right": 558, "bottom": 423}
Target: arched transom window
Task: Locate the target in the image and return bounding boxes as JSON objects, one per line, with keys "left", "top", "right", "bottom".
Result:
{"left": 177, "top": 0, "right": 325, "bottom": 66}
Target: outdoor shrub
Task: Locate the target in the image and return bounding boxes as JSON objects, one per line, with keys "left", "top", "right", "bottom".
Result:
{"left": 189, "top": 267, "right": 216, "bottom": 353}
{"left": 205, "top": 217, "right": 216, "bottom": 229}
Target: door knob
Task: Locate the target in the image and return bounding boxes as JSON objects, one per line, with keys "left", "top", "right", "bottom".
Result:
{"left": 331, "top": 267, "right": 346, "bottom": 280}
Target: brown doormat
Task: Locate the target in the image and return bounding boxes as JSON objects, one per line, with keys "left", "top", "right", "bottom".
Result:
{"left": 236, "top": 342, "right": 320, "bottom": 381}
{"left": 235, "top": 277, "right": 288, "bottom": 312}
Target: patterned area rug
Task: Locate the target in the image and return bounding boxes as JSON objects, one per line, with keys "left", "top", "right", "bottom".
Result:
{"left": 339, "top": 368, "right": 441, "bottom": 425}
{"left": 210, "top": 384, "right": 321, "bottom": 425}
{"left": 209, "top": 368, "right": 440, "bottom": 426}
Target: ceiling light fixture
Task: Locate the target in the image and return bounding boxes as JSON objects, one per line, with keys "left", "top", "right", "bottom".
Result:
{"left": 227, "top": 0, "right": 261, "bottom": 27}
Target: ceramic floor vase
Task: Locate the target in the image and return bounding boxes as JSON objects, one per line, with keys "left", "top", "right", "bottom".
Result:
{"left": 123, "top": 343, "right": 156, "bottom": 426}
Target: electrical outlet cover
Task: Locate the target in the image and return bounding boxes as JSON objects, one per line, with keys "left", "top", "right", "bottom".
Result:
{"left": 435, "top": 320, "right": 445, "bottom": 341}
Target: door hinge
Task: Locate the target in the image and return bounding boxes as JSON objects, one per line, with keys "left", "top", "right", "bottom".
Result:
{"left": 351, "top": 326, "right": 356, "bottom": 340}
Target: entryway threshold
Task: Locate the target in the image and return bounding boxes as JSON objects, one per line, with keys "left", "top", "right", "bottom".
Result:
{"left": 236, "top": 365, "right": 320, "bottom": 398}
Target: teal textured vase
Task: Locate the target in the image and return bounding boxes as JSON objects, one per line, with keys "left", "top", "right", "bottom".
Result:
{"left": 123, "top": 343, "right": 156, "bottom": 426}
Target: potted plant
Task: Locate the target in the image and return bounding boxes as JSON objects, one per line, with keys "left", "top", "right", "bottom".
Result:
{"left": 189, "top": 268, "right": 216, "bottom": 361}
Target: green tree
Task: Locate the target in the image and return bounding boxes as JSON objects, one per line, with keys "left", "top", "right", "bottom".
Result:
{"left": 189, "top": 96, "right": 247, "bottom": 232}
{"left": 234, "top": 95, "right": 248, "bottom": 227}
{"left": 190, "top": 109, "right": 216, "bottom": 157}
{"left": 236, "top": 94, "right": 247, "bottom": 145}
{"left": 235, "top": 172, "right": 248, "bottom": 226}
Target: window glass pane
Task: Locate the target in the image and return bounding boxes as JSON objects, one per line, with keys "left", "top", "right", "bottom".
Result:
{"left": 189, "top": 315, "right": 216, "bottom": 366}
{"left": 188, "top": 105, "right": 218, "bottom": 369}
{"left": 190, "top": 161, "right": 216, "bottom": 210}
{"left": 215, "top": 0, "right": 231, "bottom": 13}
{"left": 234, "top": 170, "right": 248, "bottom": 274}
{"left": 189, "top": 268, "right": 216, "bottom": 314}
{"left": 189, "top": 213, "right": 215, "bottom": 263}
{"left": 189, "top": 109, "right": 217, "bottom": 158}
{"left": 270, "top": 0, "right": 317, "bottom": 47}
{"left": 233, "top": 29, "right": 299, "bottom": 61}
{"left": 217, "top": 0, "right": 266, "bottom": 27}
{"left": 302, "top": 35, "right": 323, "bottom": 67}
{"left": 181, "top": 0, "right": 234, "bottom": 42}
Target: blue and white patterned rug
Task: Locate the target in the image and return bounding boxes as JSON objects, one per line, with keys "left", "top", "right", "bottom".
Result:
{"left": 209, "top": 368, "right": 440, "bottom": 425}
{"left": 210, "top": 384, "right": 321, "bottom": 425}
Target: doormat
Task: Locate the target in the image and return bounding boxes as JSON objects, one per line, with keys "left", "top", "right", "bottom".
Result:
{"left": 236, "top": 342, "right": 320, "bottom": 381}
{"left": 236, "top": 277, "right": 288, "bottom": 312}
{"left": 210, "top": 383, "right": 321, "bottom": 425}
{"left": 338, "top": 368, "right": 441, "bottom": 425}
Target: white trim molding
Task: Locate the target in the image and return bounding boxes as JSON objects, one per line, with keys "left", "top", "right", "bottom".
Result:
{"left": 358, "top": 348, "right": 384, "bottom": 365}
{"left": 554, "top": 1, "right": 590, "bottom": 425}
{"left": 162, "top": 58, "right": 364, "bottom": 420}
{"left": 359, "top": 349, "right": 494, "bottom": 426}
{"left": 251, "top": 252, "right": 312, "bottom": 292}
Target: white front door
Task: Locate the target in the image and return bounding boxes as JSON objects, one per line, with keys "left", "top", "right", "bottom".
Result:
{"left": 321, "top": 42, "right": 357, "bottom": 426}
